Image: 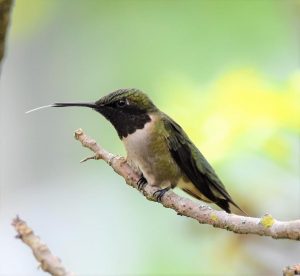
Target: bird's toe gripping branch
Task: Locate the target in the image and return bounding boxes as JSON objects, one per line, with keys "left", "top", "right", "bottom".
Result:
{"left": 137, "top": 176, "right": 147, "bottom": 190}
{"left": 153, "top": 187, "right": 171, "bottom": 202}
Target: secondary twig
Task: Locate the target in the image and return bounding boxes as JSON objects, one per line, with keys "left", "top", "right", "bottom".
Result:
{"left": 12, "top": 216, "right": 75, "bottom": 276}
{"left": 74, "top": 128, "right": 300, "bottom": 241}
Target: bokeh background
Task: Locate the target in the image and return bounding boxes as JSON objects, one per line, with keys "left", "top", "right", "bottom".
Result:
{"left": 1, "top": 0, "right": 300, "bottom": 275}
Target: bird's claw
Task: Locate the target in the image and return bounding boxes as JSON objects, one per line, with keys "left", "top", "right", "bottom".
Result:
{"left": 137, "top": 177, "right": 147, "bottom": 190}
{"left": 153, "top": 187, "right": 170, "bottom": 202}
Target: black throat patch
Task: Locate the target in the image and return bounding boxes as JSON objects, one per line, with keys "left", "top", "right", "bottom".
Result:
{"left": 96, "top": 107, "right": 152, "bottom": 139}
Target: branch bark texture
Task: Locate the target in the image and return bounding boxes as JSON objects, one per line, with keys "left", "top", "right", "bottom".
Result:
{"left": 12, "top": 216, "right": 74, "bottom": 276}
{"left": 74, "top": 128, "right": 300, "bottom": 241}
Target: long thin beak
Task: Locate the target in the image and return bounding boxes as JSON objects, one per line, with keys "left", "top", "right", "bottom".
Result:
{"left": 53, "top": 102, "right": 96, "bottom": 108}
{"left": 26, "top": 102, "right": 96, "bottom": 114}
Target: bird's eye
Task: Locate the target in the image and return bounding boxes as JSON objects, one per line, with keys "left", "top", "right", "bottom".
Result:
{"left": 116, "top": 99, "right": 127, "bottom": 108}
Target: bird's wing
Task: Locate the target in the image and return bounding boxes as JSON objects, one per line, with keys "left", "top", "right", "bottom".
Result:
{"left": 163, "top": 115, "right": 244, "bottom": 213}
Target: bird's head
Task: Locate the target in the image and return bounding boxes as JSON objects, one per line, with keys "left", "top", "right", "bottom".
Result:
{"left": 91, "top": 88, "right": 157, "bottom": 138}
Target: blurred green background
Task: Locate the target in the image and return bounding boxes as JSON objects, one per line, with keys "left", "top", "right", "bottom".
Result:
{"left": 1, "top": 0, "right": 299, "bottom": 275}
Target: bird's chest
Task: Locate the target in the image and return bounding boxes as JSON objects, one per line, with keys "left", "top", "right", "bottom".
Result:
{"left": 123, "top": 119, "right": 159, "bottom": 166}
{"left": 123, "top": 125, "right": 153, "bottom": 161}
{"left": 122, "top": 117, "right": 178, "bottom": 185}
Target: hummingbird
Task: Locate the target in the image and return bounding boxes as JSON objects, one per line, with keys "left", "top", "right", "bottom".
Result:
{"left": 27, "top": 88, "right": 245, "bottom": 214}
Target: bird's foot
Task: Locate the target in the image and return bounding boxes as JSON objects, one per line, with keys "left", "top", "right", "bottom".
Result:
{"left": 153, "top": 187, "right": 170, "bottom": 202}
{"left": 137, "top": 176, "right": 147, "bottom": 190}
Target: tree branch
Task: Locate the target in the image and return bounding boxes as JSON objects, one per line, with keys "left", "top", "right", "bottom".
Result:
{"left": 74, "top": 128, "right": 300, "bottom": 241}
{"left": 12, "top": 216, "right": 75, "bottom": 276}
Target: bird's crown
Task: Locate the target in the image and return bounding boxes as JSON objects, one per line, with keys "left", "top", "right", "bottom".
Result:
{"left": 96, "top": 88, "right": 157, "bottom": 112}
